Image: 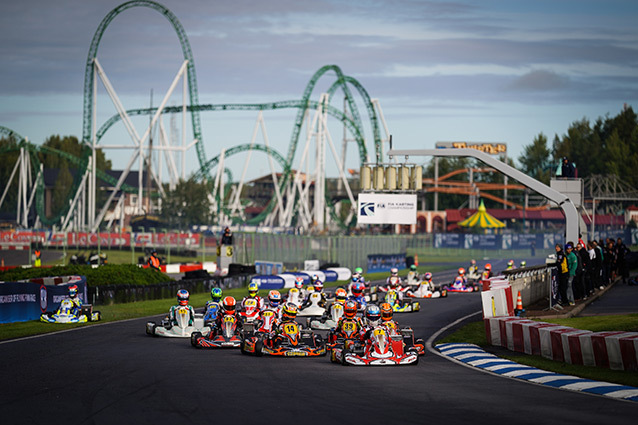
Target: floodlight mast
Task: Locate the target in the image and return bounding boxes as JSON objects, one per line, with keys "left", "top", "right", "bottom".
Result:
{"left": 387, "top": 147, "right": 580, "bottom": 244}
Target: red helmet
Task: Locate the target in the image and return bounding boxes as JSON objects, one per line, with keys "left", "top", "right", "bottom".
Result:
{"left": 351, "top": 282, "right": 364, "bottom": 297}
{"left": 222, "top": 296, "right": 236, "bottom": 314}
{"left": 294, "top": 276, "right": 304, "bottom": 288}
{"left": 68, "top": 285, "right": 78, "bottom": 299}
{"left": 458, "top": 268, "right": 465, "bottom": 276}
{"left": 380, "top": 303, "right": 393, "bottom": 322}
{"left": 344, "top": 300, "right": 358, "bottom": 318}
{"left": 485, "top": 263, "right": 492, "bottom": 271}
{"left": 177, "top": 289, "right": 189, "bottom": 306}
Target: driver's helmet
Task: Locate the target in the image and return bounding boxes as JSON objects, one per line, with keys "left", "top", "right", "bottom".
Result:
{"left": 294, "top": 276, "right": 304, "bottom": 289}
{"left": 344, "top": 300, "right": 358, "bottom": 318}
{"left": 335, "top": 288, "right": 347, "bottom": 304}
{"left": 365, "top": 304, "right": 381, "bottom": 325}
{"left": 211, "top": 287, "right": 222, "bottom": 302}
{"left": 351, "top": 275, "right": 360, "bottom": 283}
{"left": 68, "top": 284, "right": 78, "bottom": 299}
{"left": 485, "top": 263, "right": 492, "bottom": 271}
{"left": 520, "top": 260, "right": 527, "bottom": 267}
{"left": 268, "top": 290, "right": 282, "bottom": 307}
{"left": 355, "top": 267, "right": 363, "bottom": 275}
{"left": 281, "top": 302, "right": 298, "bottom": 321}
{"left": 248, "top": 280, "right": 259, "bottom": 297}
{"left": 380, "top": 303, "right": 393, "bottom": 322}
{"left": 424, "top": 272, "right": 433, "bottom": 281}
{"left": 390, "top": 267, "right": 399, "bottom": 277}
{"left": 313, "top": 280, "right": 324, "bottom": 292}
{"left": 351, "top": 282, "right": 364, "bottom": 297}
{"left": 311, "top": 274, "right": 319, "bottom": 283}
{"left": 410, "top": 264, "right": 417, "bottom": 271}
{"left": 458, "top": 267, "right": 465, "bottom": 276}
{"left": 221, "top": 296, "right": 236, "bottom": 314}
{"left": 471, "top": 259, "right": 476, "bottom": 266}
{"left": 177, "top": 289, "right": 190, "bottom": 306}
{"left": 507, "top": 260, "right": 514, "bottom": 268}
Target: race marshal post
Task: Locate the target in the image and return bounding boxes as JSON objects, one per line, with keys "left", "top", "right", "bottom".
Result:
{"left": 217, "top": 227, "right": 234, "bottom": 275}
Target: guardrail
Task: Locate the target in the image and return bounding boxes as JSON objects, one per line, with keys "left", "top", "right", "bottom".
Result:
{"left": 501, "top": 264, "right": 554, "bottom": 308}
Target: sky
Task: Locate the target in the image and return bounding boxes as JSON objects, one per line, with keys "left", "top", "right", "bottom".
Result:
{"left": 1, "top": 0, "right": 638, "bottom": 182}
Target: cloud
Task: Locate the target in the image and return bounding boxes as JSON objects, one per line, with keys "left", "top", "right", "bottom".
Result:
{"left": 507, "top": 70, "right": 571, "bottom": 92}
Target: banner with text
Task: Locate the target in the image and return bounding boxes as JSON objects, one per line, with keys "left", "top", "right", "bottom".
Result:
{"left": 357, "top": 193, "right": 417, "bottom": 225}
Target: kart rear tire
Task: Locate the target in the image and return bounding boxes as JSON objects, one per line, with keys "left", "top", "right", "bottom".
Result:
{"left": 146, "top": 322, "right": 156, "bottom": 336}
{"left": 191, "top": 332, "right": 202, "bottom": 348}
{"left": 254, "top": 338, "right": 264, "bottom": 357}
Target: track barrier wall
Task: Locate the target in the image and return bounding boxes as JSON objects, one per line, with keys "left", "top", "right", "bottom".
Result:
{"left": 485, "top": 316, "right": 638, "bottom": 371}
{"left": 0, "top": 276, "right": 86, "bottom": 324}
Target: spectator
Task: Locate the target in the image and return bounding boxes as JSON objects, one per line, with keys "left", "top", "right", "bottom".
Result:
{"left": 559, "top": 157, "right": 575, "bottom": 178}
{"left": 616, "top": 238, "right": 630, "bottom": 284}
{"left": 565, "top": 243, "right": 577, "bottom": 306}
{"left": 574, "top": 243, "right": 587, "bottom": 300}
{"left": 555, "top": 243, "right": 568, "bottom": 305}
{"left": 221, "top": 227, "right": 233, "bottom": 245}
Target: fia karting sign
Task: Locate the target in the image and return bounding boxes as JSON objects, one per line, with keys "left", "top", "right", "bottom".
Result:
{"left": 357, "top": 193, "right": 417, "bottom": 225}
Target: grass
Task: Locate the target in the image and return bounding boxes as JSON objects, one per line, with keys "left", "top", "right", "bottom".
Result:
{"left": 44, "top": 248, "right": 200, "bottom": 266}
{"left": 437, "top": 315, "right": 638, "bottom": 388}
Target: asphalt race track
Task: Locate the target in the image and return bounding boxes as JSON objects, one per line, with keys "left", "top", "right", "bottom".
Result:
{"left": 1, "top": 266, "right": 637, "bottom": 424}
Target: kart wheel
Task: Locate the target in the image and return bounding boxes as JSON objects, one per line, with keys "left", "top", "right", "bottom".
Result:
{"left": 341, "top": 348, "right": 351, "bottom": 366}
{"left": 145, "top": 322, "right": 156, "bottom": 336}
{"left": 254, "top": 338, "right": 264, "bottom": 357}
{"left": 191, "top": 332, "right": 202, "bottom": 348}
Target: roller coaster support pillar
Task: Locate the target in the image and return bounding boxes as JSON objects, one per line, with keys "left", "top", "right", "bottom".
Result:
{"left": 387, "top": 148, "right": 580, "bottom": 244}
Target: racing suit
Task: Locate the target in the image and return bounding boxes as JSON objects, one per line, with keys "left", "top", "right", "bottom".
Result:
{"left": 333, "top": 316, "right": 365, "bottom": 343}
{"left": 204, "top": 301, "right": 220, "bottom": 323}
{"left": 346, "top": 294, "right": 367, "bottom": 310}
{"left": 68, "top": 296, "right": 83, "bottom": 317}
{"left": 169, "top": 304, "right": 195, "bottom": 326}
{"left": 452, "top": 275, "right": 467, "bottom": 289}
{"left": 213, "top": 311, "right": 243, "bottom": 335}
{"left": 241, "top": 295, "right": 265, "bottom": 311}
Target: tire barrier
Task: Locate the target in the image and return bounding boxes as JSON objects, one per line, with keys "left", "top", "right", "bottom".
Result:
{"left": 484, "top": 316, "right": 638, "bottom": 371}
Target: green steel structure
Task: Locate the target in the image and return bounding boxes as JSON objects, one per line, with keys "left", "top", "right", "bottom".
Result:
{"left": 1, "top": 1, "right": 385, "bottom": 229}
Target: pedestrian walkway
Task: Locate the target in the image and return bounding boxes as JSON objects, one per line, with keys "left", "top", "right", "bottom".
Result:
{"left": 437, "top": 343, "right": 638, "bottom": 403}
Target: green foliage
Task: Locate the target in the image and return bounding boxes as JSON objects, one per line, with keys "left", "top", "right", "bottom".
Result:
{"left": 518, "top": 133, "right": 552, "bottom": 185}
{"left": 0, "top": 264, "right": 172, "bottom": 287}
{"left": 39, "top": 135, "right": 111, "bottom": 171}
{"left": 51, "top": 164, "right": 73, "bottom": 217}
{"left": 160, "top": 177, "right": 213, "bottom": 229}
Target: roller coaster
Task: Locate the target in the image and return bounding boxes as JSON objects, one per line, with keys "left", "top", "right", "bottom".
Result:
{"left": 0, "top": 0, "right": 391, "bottom": 233}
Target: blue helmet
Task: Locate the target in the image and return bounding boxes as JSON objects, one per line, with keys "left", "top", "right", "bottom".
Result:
{"left": 365, "top": 304, "right": 381, "bottom": 323}
{"left": 68, "top": 285, "right": 78, "bottom": 299}
{"left": 211, "top": 287, "right": 222, "bottom": 302}
{"left": 177, "top": 289, "right": 190, "bottom": 306}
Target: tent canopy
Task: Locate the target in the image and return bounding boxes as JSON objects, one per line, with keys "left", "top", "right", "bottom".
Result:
{"left": 458, "top": 200, "right": 506, "bottom": 228}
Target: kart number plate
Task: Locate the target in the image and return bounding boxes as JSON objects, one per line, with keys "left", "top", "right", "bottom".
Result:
{"left": 263, "top": 311, "right": 274, "bottom": 317}
{"left": 343, "top": 322, "right": 356, "bottom": 332}
{"left": 285, "top": 350, "right": 307, "bottom": 357}
{"left": 224, "top": 315, "right": 235, "bottom": 323}
{"left": 374, "top": 328, "right": 386, "bottom": 336}
{"left": 245, "top": 299, "right": 257, "bottom": 307}
{"left": 283, "top": 323, "right": 299, "bottom": 335}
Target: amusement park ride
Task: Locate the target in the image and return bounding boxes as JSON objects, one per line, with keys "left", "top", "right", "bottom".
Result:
{"left": 0, "top": 1, "right": 393, "bottom": 234}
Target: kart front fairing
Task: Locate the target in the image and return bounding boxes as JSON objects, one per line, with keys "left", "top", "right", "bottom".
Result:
{"left": 335, "top": 327, "right": 418, "bottom": 366}
{"left": 192, "top": 314, "right": 241, "bottom": 348}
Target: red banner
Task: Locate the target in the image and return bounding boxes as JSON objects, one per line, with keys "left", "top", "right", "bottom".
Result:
{"left": 0, "top": 231, "right": 200, "bottom": 248}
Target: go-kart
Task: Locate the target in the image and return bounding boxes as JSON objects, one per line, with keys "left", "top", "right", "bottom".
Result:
{"left": 384, "top": 290, "right": 420, "bottom": 312}
{"left": 146, "top": 306, "right": 211, "bottom": 338}
{"left": 239, "top": 298, "right": 261, "bottom": 324}
{"left": 191, "top": 313, "right": 242, "bottom": 348}
{"left": 443, "top": 278, "right": 478, "bottom": 293}
{"left": 406, "top": 282, "right": 447, "bottom": 299}
{"left": 40, "top": 299, "right": 101, "bottom": 323}
{"left": 331, "top": 326, "right": 419, "bottom": 366}
{"left": 203, "top": 301, "right": 220, "bottom": 324}
{"left": 298, "top": 292, "right": 326, "bottom": 317}
{"left": 308, "top": 302, "right": 344, "bottom": 330}
{"left": 241, "top": 321, "right": 326, "bottom": 357}
{"left": 286, "top": 287, "right": 304, "bottom": 307}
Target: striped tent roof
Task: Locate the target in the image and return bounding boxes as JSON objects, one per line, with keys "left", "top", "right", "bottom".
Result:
{"left": 458, "top": 200, "right": 506, "bottom": 228}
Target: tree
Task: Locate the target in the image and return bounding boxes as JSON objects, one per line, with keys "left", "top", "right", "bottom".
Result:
{"left": 39, "top": 135, "right": 111, "bottom": 171}
{"left": 51, "top": 164, "right": 73, "bottom": 217}
{"left": 160, "top": 177, "right": 213, "bottom": 229}
{"left": 518, "top": 133, "right": 552, "bottom": 185}
{"left": 0, "top": 136, "right": 20, "bottom": 217}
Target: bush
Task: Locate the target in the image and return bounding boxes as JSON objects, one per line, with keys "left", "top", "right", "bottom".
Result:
{"left": 0, "top": 264, "right": 173, "bottom": 287}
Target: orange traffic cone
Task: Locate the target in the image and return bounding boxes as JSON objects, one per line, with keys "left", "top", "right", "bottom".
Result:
{"left": 515, "top": 291, "right": 525, "bottom": 317}
{"left": 414, "top": 254, "right": 419, "bottom": 267}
